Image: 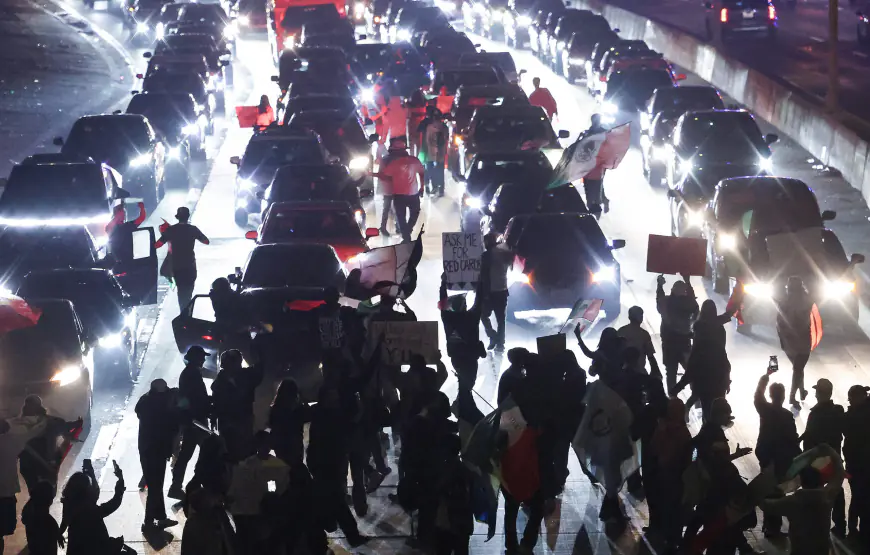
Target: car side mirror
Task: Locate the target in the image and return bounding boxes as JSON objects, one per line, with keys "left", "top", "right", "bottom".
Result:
{"left": 821, "top": 210, "right": 836, "bottom": 221}
{"left": 53, "top": 137, "right": 64, "bottom": 147}
{"left": 271, "top": 75, "right": 279, "bottom": 82}
{"left": 230, "top": 155, "right": 241, "bottom": 165}
{"left": 130, "top": 90, "right": 139, "bottom": 95}
{"left": 611, "top": 239, "right": 626, "bottom": 250}
{"left": 245, "top": 230, "right": 258, "bottom": 240}
{"left": 764, "top": 133, "right": 779, "bottom": 145}
{"left": 365, "top": 227, "right": 379, "bottom": 238}
{"left": 558, "top": 129, "right": 570, "bottom": 139}
{"left": 851, "top": 253, "right": 865, "bottom": 265}
{"left": 136, "top": 73, "right": 144, "bottom": 79}
{"left": 112, "top": 109, "right": 122, "bottom": 115}
{"left": 676, "top": 73, "right": 687, "bottom": 81}
{"left": 143, "top": 52, "right": 153, "bottom": 59}
{"left": 116, "top": 188, "right": 132, "bottom": 199}
{"left": 368, "top": 133, "right": 380, "bottom": 143}
{"left": 518, "top": 69, "right": 527, "bottom": 75}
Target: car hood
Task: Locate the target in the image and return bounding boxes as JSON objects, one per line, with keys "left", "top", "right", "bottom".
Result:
{"left": 239, "top": 286, "right": 331, "bottom": 323}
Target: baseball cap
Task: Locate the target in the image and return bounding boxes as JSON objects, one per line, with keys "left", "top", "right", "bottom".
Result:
{"left": 175, "top": 206, "right": 191, "bottom": 220}
{"left": 813, "top": 378, "right": 833, "bottom": 394}
{"left": 848, "top": 384, "right": 870, "bottom": 396}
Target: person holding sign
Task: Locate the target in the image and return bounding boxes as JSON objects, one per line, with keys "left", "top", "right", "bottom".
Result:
{"left": 656, "top": 274, "right": 699, "bottom": 395}
{"left": 479, "top": 233, "right": 512, "bottom": 352}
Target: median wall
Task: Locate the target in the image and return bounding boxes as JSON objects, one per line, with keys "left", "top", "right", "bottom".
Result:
{"left": 574, "top": 0, "right": 870, "bottom": 204}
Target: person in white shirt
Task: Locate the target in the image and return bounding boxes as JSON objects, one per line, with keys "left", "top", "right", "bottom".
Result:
{"left": 479, "top": 233, "right": 513, "bottom": 352}
{"left": 617, "top": 306, "right": 661, "bottom": 377}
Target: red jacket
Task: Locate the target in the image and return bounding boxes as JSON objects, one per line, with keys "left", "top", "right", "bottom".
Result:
{"left": 373, "top": 152, "right": 424, "bottom": 196}
{"left": 529, "top": 87, "right": 558, "bottom": 119}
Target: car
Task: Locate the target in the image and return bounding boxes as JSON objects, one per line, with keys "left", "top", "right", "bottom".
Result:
{"left": 273, "top": 4, "right": 342, "bottom": 59}
{"left": 260, "top": 164, "right": 364, "bottom": 217}
{"left": 275, "top": 46, "right": 350, "bottom": 92}
{"left": 498, "top": 212, "right": 624, "bottom": 315}
{"left": 425, "top": 35, "right": 479, "bottom": 70}
{"left": 641, "top": 85, "right": 725, "bottom": 133}
{"left": 502, "top": 0, "right": 560, "bottom": 47}
{"left": 455, "top": 105, "right": 568, "bottom": 176}
{"left": 127, "top": 0, "right": 173, "bottom": 44}
{"left": 126, "top": 92, "right": 207, "bottom": 187}
{"left": 232, "top": 243, "right": 348, "bottom": 292}
{"left": 704, "top": 0, "right": 776, "bottom": 41}
{"left": 285, "top": 78, "right": 355, "bottom": 100}
{"left": 53, "top": 115, "right": 167, "bottom": 209}
{"left": 286, "top": 109, "right": 378, "bottom": 190}
{"left": 0, "top": 162, "right": 128, "bottom": 244}
{"left": 140, "top": 70, "right": 216, "bottom": 135}
{"left": 392, "top": 5, "right": 449, "bottom": 42}
{"left": 153, "top": 2, "right": 186, "bottom": 40}
{"left": 364, "top": 0, "right": 390, "bottom": 35}
{"left": 665, "top": 110, "right": 778, "bottom": 236}
{"left": 700, "top": 176, "right": 838, "bottom": 293}
{"left": 480, "top": 181, "right": 587, "bottom": 236}
{"left": 350, "top": 42, "right": 402, "bottom": 84}
{"left": 448, "top": 83, "right": 530, "bottom": 162}
{"left": 237, "top": 0, "right": 268, "bottom": 33}
{"left": 546, "top": 10, "right": 603, "bottom": 71}
{"left": 598, "top": 67, "right": 684, "bottom": 123}
{"left": 458, "top": 150, "right": 553, "bottom": 228}
{"left": 17, "top": 269, "right": 142, "bottom": 385}
{"left": 246, "top": 201, "right": 379, "bottom": 261}
{"left": 589, "top": 40, "right": 653, "bottom": 93}
{"left": 584, "top": 37, "right": 623, "bottom": 87}
{"left": 299, "top": 18, "right": 356, "bottom": 51}
{"left": 0, "top": 299, "right": 94, "bottom": 421}
{"left": 428, "top": 65, "right": 504, "bottom": 96}
{"left": 559, "top": 18, "right": 616, "bottom": 81}
{"left": 148, "top": 36, "right": 231, "bottom": 109}
{"left": 458, "top": 52, "right": 520, "bottom": 83}
{"left": 141, "top": 53, "right": 210, "bottom": 83}
{"left": 281, "top": 94, "right": 360, "bottom": 123}
{"left": 230, "top": 127, "right": 331, "bottom": 226}
{"left": 171, "top": 3, "right": 236, "bottom": 55}
{"left": 533, "top": 8, "right": 566, "bottom": 60}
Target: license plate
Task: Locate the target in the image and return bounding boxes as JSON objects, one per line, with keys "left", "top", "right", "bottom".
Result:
{"left": 743, "top": 9, "right": 755, "bottom": 17}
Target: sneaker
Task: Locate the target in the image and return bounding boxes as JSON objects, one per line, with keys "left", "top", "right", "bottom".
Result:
{"left": 167, "top": 485, "right": 185, "bottom": 500}
{"left": 800, "top": 388, "right": 809, "bottom": 401}
{"left": 487, "top": 339, "right": 497, "bottom": 350}
{"left": 494, "top": 343, "right": 505, "bottom": 352}
{"left": 156, "top": 518, "right": 178, "bottom": 529}
{"left": 791, "top": 399, "right": 801, "bottom": 410}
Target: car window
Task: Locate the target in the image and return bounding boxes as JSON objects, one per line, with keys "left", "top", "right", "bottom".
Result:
{"left": 466, "top": 155, "right": 552, "bottom": 193}
{"left": 605, "top": 70, "right": 673, "bottom": 100}
{"left": 1, "top": 165, "right": 110, "bottom": 217}
{"left": 678, "top": 113, "right": 767, "bottom": 160}
{"left": 241, "top": 138, "right": 324, "bottom": 172}
{"left": 18, "top": 273, "right": 125, "bottom": 332}
{"left": 516, "top": 215, "right": 608, "bottom": 255}
{"left": 263, "top": 209, "right": 360, "bottom": 241}
{"left": 652, "top": 88, "right": 724, "bottom": 115}
{"left": 242, "top": 246, "right": 342, "bottom": 288}
{"left": 433, "top": 70, "right": 500, "bottom": 93}
{"left": 473, "top": 114, "right": 554, "bottom": 144}
{"left": 0, "top": 303, "right": 81, "bottom": 382}
{"left": 65, "top": 118, "right": 152, "bottom": 156}
{"left": 717, "top": 185, "right": 822, "bottom": 234}
{"left": 281, "top": 4, "right": 340, "bottom": 27}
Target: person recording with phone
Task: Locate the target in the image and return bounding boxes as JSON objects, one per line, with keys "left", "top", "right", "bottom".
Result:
{"left": 59, "top": 459, "right": 127, "bottom": 555}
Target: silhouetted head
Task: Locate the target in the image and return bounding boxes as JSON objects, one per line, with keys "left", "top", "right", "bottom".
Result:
{"left": 220, "top": 349, "right": 243, "bottom": 371}
{"left": 814, "top": 378, "right": 833, "bottom": 403}
{"left": 627, "top": 305, "right": 643, "bottom": 324}
{"left": 590, "top": 113, "right": 601, "bottom": 127}
{"left": 532, "top": 77, "right": 541, "bottom": 88}
{"left": 699, "top": 299, "right": 717, "bottom": 321}
{"left": 185, "top": 346, "right": 207, "bottom": 366}
{"left": 769, "top": 382, "right": 786, "bottom": 406}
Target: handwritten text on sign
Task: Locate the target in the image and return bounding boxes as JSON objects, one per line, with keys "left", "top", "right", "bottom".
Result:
{"left": 442, "top": 232, "right": 483, "bottom": 289}
{"left": 369, "top": 321, "right": 439, "bottom": 364}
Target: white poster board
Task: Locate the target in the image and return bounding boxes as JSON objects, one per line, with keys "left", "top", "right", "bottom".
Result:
{"left": 442, "top": 232, "right": 483, "bottom": 289}
{"left": 369, "top": 321, "right": 439, "bottom": 364}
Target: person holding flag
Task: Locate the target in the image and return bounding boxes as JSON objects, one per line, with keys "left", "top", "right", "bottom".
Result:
{"left": 546, "top": 114, "right": 630, "bottom": 215}
{"left": 776, "top": 276, "right": 814, "bottom": 409}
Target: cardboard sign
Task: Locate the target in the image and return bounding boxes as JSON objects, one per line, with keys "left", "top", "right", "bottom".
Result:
{"left": 442, "top": 232, "right": 483, "bottom": 289}
{"left": 646, "top": 234, "right": 706, "bottom": 276}
{"left": 536, "top": 333, "right": 566, "bottom": 357}
{"left": 235, "top": 105, "right": 260, "bottom": 128}
{"left": 369, "top": 321, "right": 439, "bottom": 364}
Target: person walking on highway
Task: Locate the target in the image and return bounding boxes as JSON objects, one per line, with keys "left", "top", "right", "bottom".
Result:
{"left": 136, "top": 378, "right": 181, "bottom": 532}
{"left": 776, "top": 276, "right": 814, "bottom": 409}
{"left": 383, "top": 95, "right": 409, "bottom": 143}
{"left": 528, "top": 77, "right": 558, "bottom": 120}
{"left": 211, "top": 349, "right": 264, "bottom": 462}
{"left": 169, "top": 346, "right": 212, "bottom": 501}
{"left": 371, "top": 137, "right": 424, "bottom": 242}
{"left": 617, "top": 306, "right": 660, "bottom": 376}
{"left": 478, "top": 232, "right": 512, "bottom": 352}
{"left": 656, "top": 274, "right": 699, "bottom": 395}
{"left": 417, "top": 106, "right": 448, "bottom": 197}
{"left": 256, "top": 95, "right": 275, "bottom": 128}
{"left": 800, "top": 378, "right": 847, "bottom": 536}
{"left": 156, "top": 206, "right": 210, "bottom": 312}
{"left": 675, "top": 299, "right": 732, "bottom": 420}
{"left": 579, "top": 114, "right": 609, "bottom": 214}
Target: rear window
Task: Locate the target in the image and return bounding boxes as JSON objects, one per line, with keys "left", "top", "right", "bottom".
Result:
{"left": 516, "top": 215, "right": 608, "bottom": 254}
{"left": 66, "top": 117, "right": 152, "bottom": 153}
{"left": 606, "top": 70, "right": 673, "bottom": 99}
{"left": 0, "top": 303, "right": 81, "bottom": 382}
{"left": 434, "top": 70, "right": 500, "bottom": 93}
{"left": 178, "top": 4, "right": 228, "bottom": 24}
{"left": 282, "top": 4, "right": 340, "bottom": 28}
{"left": 473, "top": 114, "right": 553, "bottom": 144}
{"left": 161, "top": 35, "right": 216, "bottom": 51}
{"left": 653, "top": 88, "right": 723, "bottom": 114}
{"left": 718, "top": 185, "right": 822, "bottom": 234}
{"left": 143, "top": 72, "right": 206, "bottom": 97}
{"left": 466, "top": 155, "right": 552, "bottom": 194}
{"left": 127, "top": 94, "right": 195, "bottom": 119}
{"left": 18, "top": 273, "right": 125, "bottom": 330}
{"left": 288, "top": 117, "right": 366, "bottom": 156}
{"left": 242, "top": 246, "right": 341, "bottom": 288}
{"left": 678, "top": 112, "right": 767, "bottom": 160}
{"left": 241, "top": 137, "right": 323, "bottom": 171}
{"left": 1, "top": 165, "right": 109, "bottom": 217}
{"left": 460, "top": 53, "right": 517, "bottom": 75}
{"left": 262, "top": 208, "right": 360, "bottom": 242}
{"left": 0, "top": 229, "right": 96, "bottom": 274}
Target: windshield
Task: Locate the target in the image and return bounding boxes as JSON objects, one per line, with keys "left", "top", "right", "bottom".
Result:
{"left": 460, "top": 53, "right": 516, "bottom": 74}
{"left": 653, "top": 88, "right": 723, "bottom": 114}
{"left": 126, "top": 94, "right": 195, "bottom": 133}
{"left": 282, "top": 4, "right": 339, "bottom": 28}
{"left": 718, "top": 185, "right": 823, "bottom": 235}
{"left": 466, "top": 155, "right": 552, "bottom": 195}
{"left": 606, "top": 70, "right": 673, "bottom": 101}
{"left": 0, "top": 229, "right": 96, "bottom": 277}
{"left": 178, "top": 4, "right": 228, "bottom": 25}
{"left": 473, "top": 114, "right": 553, "bottom": 144}
{"left": 17, "top": 273, "right": 125, "bottom": 334}
{"left": 1, "top": 165, "right": 110, "bottom": 218}
{"left": 679, "top": 113, "right": 767, "bottom": 161}
{"left": 284, "top": 97, "right": 356, "bottom": 121}
{"left": 262, "top": 209, "right": 360, "bottom": 242}
{"left": 516, "top": 215, "right": 608, "bottom": 254}
{"left": 0, "top": 303, "right": 81, "bottom": 383}
{"left": 351, "top": 45, "right": 395, "bottom": 70}
{"left": 242, "top": 246, "right": 342, "bottom": 288}
{"left": 143, "top": 73, "right": 206, "bottom": 99}
{"left": 161, "top": 35, "right": 216, "bottom": 51}
{"left": 64, "top": 118, "right": 151, "bottom": 159}
{"left": 434, "top": 70, "right": 500, "bottom": 93}
{"left": 241, "top": 138, "right": 324, "bottom": 176}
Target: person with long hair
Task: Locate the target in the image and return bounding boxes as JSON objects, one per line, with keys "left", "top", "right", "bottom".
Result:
{"left": 256, "top": 94, "right": 274, "bottom": 128}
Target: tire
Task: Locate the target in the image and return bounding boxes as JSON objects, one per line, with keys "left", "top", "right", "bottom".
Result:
{"left": 235, "top": 207, "right": 249, "bottom": 227}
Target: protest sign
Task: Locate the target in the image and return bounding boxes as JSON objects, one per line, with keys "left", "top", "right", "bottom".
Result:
{"left": 369, "top": 321, "right": 439, "bottom": 364}
{"left": 442, "top": 232, "right": 483, "bottom": 289}
{"left": 536, "top": 333, "right": 566, "bottom": 357}
{"left": 646, "top": 234, "right": 706, "bottom": 276}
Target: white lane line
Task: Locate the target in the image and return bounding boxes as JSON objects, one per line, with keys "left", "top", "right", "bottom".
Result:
{"left": 809, "top": 36, "right": 825, "bottom": 43}
{"left": 854, "top": 50, "right": 869, "bottom": 58}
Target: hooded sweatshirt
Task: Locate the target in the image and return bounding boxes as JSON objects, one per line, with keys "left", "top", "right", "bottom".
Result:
{"left": 0, "top": 416, "right": 48, "bottom": 497}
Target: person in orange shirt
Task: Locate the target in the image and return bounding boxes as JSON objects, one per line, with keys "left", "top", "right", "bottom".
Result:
{"left": 371, "top": 138, "right": 424, "bottom": 242}
{"left": 255, "top": 95, "right": 275, "bottom": 128}
{"left": 435, "top": 86, "right": 454, "bottom": 116}
{"left": 528, "top": 77, "right": 558, "bottom": 120}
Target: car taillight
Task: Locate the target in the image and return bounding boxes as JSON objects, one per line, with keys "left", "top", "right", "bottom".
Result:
{"left": 374, "top": 15, "right": 380, "bottom": 22}
{"left": 720, "top": 7, "right": 728, "bottom": 22}
{"left": 768, "top": 4, "right": 775, "bottom": 19}
{"left": 599, "top": 75, "right": 607, "bottom": 82}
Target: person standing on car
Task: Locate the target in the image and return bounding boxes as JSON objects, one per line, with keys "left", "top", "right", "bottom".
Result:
{"left": 776, "top": 276, "right": 814, "bottom": 409}
{"left": 156, "top": 206, "right": 210, "bottom": 312}
{"left": 478, "top": 232, "right": 512, "bottom": 352}
{"left": 528, "top": 77, "right": 558, "bottom": 120}
{"left": 371, "top": 137, "right": 424, "bottom": 243}
{"left": 136, "top": 379, "right": 181, "bottom": 532}
{"left": 417, "top": 106, "right": 448, "bottom": 197}
{"left": 168, "top": 346, "right": 212, "bottom": 501}
{"left": 656, "top": 274, "right": 699, "bottom": 395}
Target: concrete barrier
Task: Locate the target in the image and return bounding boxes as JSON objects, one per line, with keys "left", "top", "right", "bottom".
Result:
{"left": 574, "top": 0, "right": 870, "bottom": 204}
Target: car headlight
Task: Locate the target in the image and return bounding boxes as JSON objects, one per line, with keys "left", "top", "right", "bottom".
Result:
{"left": 592, "top": 265, "right": 615, "bottom": 283}
{"left": 463, "top": 196, "right": 482, "bottom": 209}
{"left": 237, "top": 14, "right": 250, "bottom": 25}
{"left": 507, "top": 267, "right": 530, "bottom": 285}
{"left": 98, "top": 333, "right": 123, "bottom": 348}
{"left": 743, "top": 282, "right": 774, "bottom": 298}
{"left": 396, "top": 28, "right": 411, "bottom": 41}
{"left": 354, "top": 2, "right": 364, "bottom": 15}
{"left": 349, "top": 156, "right": 370, "bottom": 170}
{"left": 354, "top": 209, "right": 364, "bottom": 224}
{"left": 239, "top": 179, "right": 257, "bottom": 190}
{"left": 136, "top": 22, "right": 149, "bottom": 33}
{"left": 679, "top": 158, "right": 693, "bottom": 174}
{"left": 155, "top": 22, "right": 164, "bottom": 39}
{"left": 284, "top": 34, "right": 296, "bottom": 49}
{"left": 686, "top": 209, "right": 705, "bottom": 228}
{"left": 182, "top": 123, "right": 200, "bottom": 135}
{"left": 167, "top": 146, "right": 181, "bottom": 160}
{"left": 758, "top": 156, "right": 773, "bottom": 173}
{"left": 51, "top": 365, "right": 82, "bottom": 387}
{"left": 130, "top": 153, "right": 152, "bottom": 167}
{"left": 223, "top": 26, "right": 236, "bottom": 39}
{"left": 361, "top": 87, "right": 374, "bottom": 103}
{"left": 824, "top": 280, "right": 856, "bottom": 298}
{"left": 601, "top": 101, "right": 618, "bottom": 114}
{"left": 517, "top": 14, "right": 531, "bottom": 26}
{"left": 718, "top": 232, "right": 737, "bottom": 250}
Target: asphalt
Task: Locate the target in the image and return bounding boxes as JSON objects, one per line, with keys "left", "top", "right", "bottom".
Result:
{"left": 3, "top": 2, "right": 870, "bottom": 554}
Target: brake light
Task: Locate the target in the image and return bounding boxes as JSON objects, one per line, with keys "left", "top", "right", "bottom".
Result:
{"left": 768, "top": 4, "right": 775, "bottom": 19}
{"left": 374, "top": 15, "right": 380, "bottom": 22}
{"left": 202, "top": 335, "right": 214, "bottom": 341}
{"left": 720, "top": 7, "right": 728, "bottom": 22}
{"left": 599, "top": 75, "right": 607, "bottom": 82}
{"left": 468, "top": 97, "right": 487, "bottom": 106}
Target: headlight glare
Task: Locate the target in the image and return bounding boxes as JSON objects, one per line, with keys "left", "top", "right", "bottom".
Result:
{"left": 592, "top": 265, "right": 615, "bottom": 283}
{"left": 517, "top": 14, "right": 531, "bottom": 26}
{"left": 679, "top": 158, "right": 693, "bottom": 174}
{"left": 463, "top": 196, "right": 482, "bottom": 209}
{"left": 98, "top": 333, "right": 123, "bottom": 348}
{"left": 182, "top": 123, "right": 200, "bottom": 135}
{"left": 824, "top": 280, "right": 856, "bottom": 298}
{"left": 51, "top": 365, "right": 82, "bottom": 387}
{"left": 743, "top": 282, "right": 774, "bottom": 298}
{"left": 349, "top": 156, "right": 370, "bottom": 170}
{"left": 758, "top": 156, "right": 773, "bottom": 173}
{"left": 686, "top": 209, "right": 705, "bottom": 228}
{"left": 130, "top": 154, "right": 151, "bottom": 167}
{"left": 601, "top": 101, "right": 618, "bottom": 114}
{"left": 239, "top": 179, "right": 257, "bottom": 190}
{"left": 507, "top": 268, "right": 530, "bottom": 285}
{"left": 718, "top": 233, "right": 737, "bottom": 250}
{"left": 136, "top": 22, "right": 149, "bottom": 33}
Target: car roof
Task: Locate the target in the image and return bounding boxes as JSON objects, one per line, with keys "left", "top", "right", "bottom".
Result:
{"left": 716, "top": 176, "right": 809, "bottom": 192}
{"left": 249, "top": 127, "right": 321, "bottom": 142}
{"left": 78, "top": 113, "right": 149, "bottom": 124}
{"left": 252, "top": 242, "right": 340, "bottom": 257}
{"left": 456, "top": 83, "right": 524, "bottom": 95}
{"left": 268, "top": 200, "right": 355, "bottom": 212}
{"left": 472, "top": 105, "right": 548, "bottom": 118}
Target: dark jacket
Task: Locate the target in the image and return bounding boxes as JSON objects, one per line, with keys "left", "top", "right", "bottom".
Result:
{"left": 679, "top": 317, "right": 731, "bottom": 397}
{"left": 754, "top": 379, "right": 800, "bottom": 473}
{"left": 211, "top": 365, "right": 265, "bottom": 420}
{"left": 268, "top": 402, "right": 312, "bottom": 467}
{"left": 21, "top": 502, "right": 60, "bottom": 555}
{"left": 843, "top": 398, "right": 870, "bottom": 474}
{"left": 656, "top": 282, "right": 699, "bottom": 337}
{"left": 63, "top": 477, "right": 124, "bottom": 555}
{"left": 179, "top": 363, "right": 211, "bottom": 424}
{"left": 135, "top": 389, "right": 181, "bottom": 459}
{"left": 801, "top": 400, "right": 844, "bottom": 453}
{"left": 776, "top": 292, "right": 813, "bottom": 355}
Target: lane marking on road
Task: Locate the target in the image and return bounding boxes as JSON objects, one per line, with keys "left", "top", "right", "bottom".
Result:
{"left": 809, "top": 36, "right": 825, "bottom": 43}
{"left": 90, "top": 423, "right": 119, "bottom": 485}
{"left": 854, "top": 50, "right": 869, "bottom": 58}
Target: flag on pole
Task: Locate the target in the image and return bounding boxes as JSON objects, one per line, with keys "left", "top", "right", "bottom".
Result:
{"left": 498, "top": 397, "right": 540, "bottom": 503}
{"left": 344, "top": 233, "right": 423, "bottom": 299}
{"left": 547, "top": 124, "right": 631, "bottom": 189}
{"left": 560, "top": 298, "right": 603, "bottom": 334}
